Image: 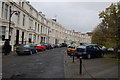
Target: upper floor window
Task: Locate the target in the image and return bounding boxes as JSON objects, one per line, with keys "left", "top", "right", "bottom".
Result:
{"left": 23, "top": 14, "right": 25, "bottom": 26}
{"left": 35, "top": 22, "right": 37, "bottom": 31}
{"left": 5, "top": 4, "right": 8, "bottom": 20}
{"left": 41, "top": 17, "right": 44, "bottom": 23}
{"left": 38, "top": 24, "right": 39, "bottom": 32}
{"left": 19, "top": 2, "right": 21, "bottom": 6}
{"left": 2, "top": 2, "right": 4, "bottom": 18}
{"left": 17, "top": 12, "right": 20, "bottom": 24}
{"left": 29, "top": 19, "right": 33, "bottom": 29}
{"left": 30, "top": 7, "right": 33, "bottom": 14}
{"left": 41, "top": 26, "right": 43, "bottom": 33}
{"left": 22, "top": 2, "right": 24, "bottom": 8}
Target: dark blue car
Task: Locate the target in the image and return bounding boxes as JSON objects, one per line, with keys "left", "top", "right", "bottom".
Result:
{"left": 16, "top": 44, "right": 37, "bottom": 55}
{"left": 75, "top": 44, "right": 104, "bottom": 59}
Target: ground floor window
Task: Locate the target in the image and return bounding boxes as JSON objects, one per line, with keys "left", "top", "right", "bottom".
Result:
{"left": 0, "top": 26, "right": 6, "bottom": 41}
{"left": 29, "top": 34, "right": 32, "bottom": 43}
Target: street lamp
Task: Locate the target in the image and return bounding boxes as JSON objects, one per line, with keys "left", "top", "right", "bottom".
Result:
{"left": 8, "top": 8, "right": 18, "bottom": 41}
{"left": 3, "top": 8, "right": 18, "bottom": 55}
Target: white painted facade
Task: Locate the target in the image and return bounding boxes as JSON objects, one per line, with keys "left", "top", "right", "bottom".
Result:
{"left": 0, "top": 0, "right": 91, "bottom": 51}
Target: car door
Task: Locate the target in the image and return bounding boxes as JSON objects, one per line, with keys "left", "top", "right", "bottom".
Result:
{"left": 95, "top": 45, "right": 103, "bottom": 57}
{"left": 92, "top": 45, "right": 101, "bottom": 57}
{"left": 86, "top": 45, "right": 95, "bottom": 57}
{"left": 30, "top": 45, "right": 35, "bottom": 52}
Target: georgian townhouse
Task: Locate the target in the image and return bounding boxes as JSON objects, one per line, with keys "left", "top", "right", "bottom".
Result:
{"left": 0, "top": 0, "right": 92, "bottom": 51}
{"left": 0, "top": 0, "right": 49, "bottom": 50}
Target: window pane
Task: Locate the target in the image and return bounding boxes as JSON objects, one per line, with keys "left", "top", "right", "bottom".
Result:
{"left": 2, "top": 2, "right": 4, "bottom": 18}
{"left": 23, "top": 14, "right": 25, "bottom": 26}
{"left": 5, "top": 4, "right": 8, "bottom": 19}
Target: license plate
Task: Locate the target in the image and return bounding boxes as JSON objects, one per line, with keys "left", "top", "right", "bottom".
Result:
{"left": 19, "top": 51, "right": 24, "bottom": 53}
{"left": 78, "top": 53, "right": 82, "bottom": 55}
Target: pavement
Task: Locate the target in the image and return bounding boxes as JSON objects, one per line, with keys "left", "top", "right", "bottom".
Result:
{"left": 64, "top": 53, "right": 119, "bottom": 79}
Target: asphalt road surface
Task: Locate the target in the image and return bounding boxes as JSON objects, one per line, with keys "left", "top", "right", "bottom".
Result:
{"left": 0, "top": 52, "right": 2, "bottom": 79}
{"left": 2, "top": 47, "right": 65, "bottom": 78}
{"left": 2, "top": 47, "right": 119, "bottom": 79}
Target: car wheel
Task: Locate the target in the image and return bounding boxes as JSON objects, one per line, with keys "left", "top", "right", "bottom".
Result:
{"left": 44, "top": 48, "right": 46, "bottom": 51}
{"left": 35, "top": 50, "right": 38, "bottom": 53}
{"left": 100, "top": 53, "right": 104, "bottom": 58}
{"left": 67, "top": 53, "right": 70, "bottom": 56}
{"left": 87, "top": 54, "right": 91, "bottom": 59}
{"left": 37, "top": 50, "right": 39, "bottom": 52}
{"left": 17, "top": 53, "right": 20, "bottom": 55}
{"left": 30, "top": 51, "right": 32, "bottom": 55}
{"left": 77, "top": 55, "right": 80, "bottom": 58}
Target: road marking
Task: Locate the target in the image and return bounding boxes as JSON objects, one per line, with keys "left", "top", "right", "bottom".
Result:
{"left": 36, "top": 63, "right": 43, "bottom": 65}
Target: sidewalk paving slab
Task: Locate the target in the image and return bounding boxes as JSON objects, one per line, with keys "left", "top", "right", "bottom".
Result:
{"left": 64, "top": 53, "right": 119, "bottom": 79}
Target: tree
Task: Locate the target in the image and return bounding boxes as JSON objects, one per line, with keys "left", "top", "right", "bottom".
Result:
{"left": 92, "top": 2, "right": 120, "bottom": 49}
{"left": 92, "top": 22, "right": 107, "bottom": 46}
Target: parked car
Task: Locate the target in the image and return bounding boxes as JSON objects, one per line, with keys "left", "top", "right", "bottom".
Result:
{"left": 98, "top": 45, "right": 107, "bottom": 52}
{"left": 54, "top": 44, "right": 62, "bottom": 48}
{"left": 54, "top": 44, "right": 58, "bottom": 48}
{"left": 43, "top": 43, "right": 52, "bottom": 49}
{"left": 49, "top": 44, "right": 55, "bottom": 49}
{"left": 61, "top": 43, "right": 67, "bottom": 47}
{"left": 67, "top": 45, "right": 78, "bottom": 56}
{"left": 35, "top": 44, "right": 46, "bottom": 51}
{"left": 76, "top": 44, "right": 104, "bottom": 59}
{"left": 16, "top": 44, "right": 37, "bottom": 55}
{"left": 14, "top": 44, "right": 21, "bottom": 51}
{"left": 107, "top": 47, "right": 114, "bottom": 52}
{"left": 57, "top": 44, "right": 62, "bottom": 47}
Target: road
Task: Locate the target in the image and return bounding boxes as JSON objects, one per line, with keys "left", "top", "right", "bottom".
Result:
{"left": 0, "top": 52, "right": 2, "bottom": 79}
{"left": 2, "top": 47, "right": 65, "bottom": 78}
{"left": 2, "top": 47, "right": 119, "bottom": 79}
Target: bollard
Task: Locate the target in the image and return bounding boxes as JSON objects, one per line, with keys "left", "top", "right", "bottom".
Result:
{"left": 73, "top": 53, "right": 74, "bottom": 63}
{"left": 80, "top": 56, "right": 82, "bottom": 74}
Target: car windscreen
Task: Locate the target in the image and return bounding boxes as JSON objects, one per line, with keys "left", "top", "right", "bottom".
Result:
{"left": 20, "top": 45, "right": 30, "bottom": 47}
{"left": 43, "top": 44, "right": 48, "bottom": 46}
{"left": 78, "top": 46, "right": 86, "bottom": 49}
{"left": 36, "top": 44, "right": 42, "bottom": 46}
{"left": 77, "top": 46, "right": 86, "bottom": 52}
{"left": 68, "top": 46, "right": 75, "bottom": 49}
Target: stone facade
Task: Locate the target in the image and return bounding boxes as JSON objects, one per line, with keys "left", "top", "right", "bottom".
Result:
{"left": 0, "top": 0, "right": 91, "bottom": 50}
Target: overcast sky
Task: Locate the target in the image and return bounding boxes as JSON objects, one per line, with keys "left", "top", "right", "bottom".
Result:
{"left": 28, "top": 1, "right": 118, "bottom": 33}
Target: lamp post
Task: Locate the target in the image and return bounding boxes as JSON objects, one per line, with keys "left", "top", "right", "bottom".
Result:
{"left": 8, "top": 8, "right": 18, "bottom": 41}
{"left": 3, "top": 8, "right": 18, "bottom": 55}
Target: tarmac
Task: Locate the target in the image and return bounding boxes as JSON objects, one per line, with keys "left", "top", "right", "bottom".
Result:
{"left": 0, "top": 46, "right": 2, "bottom": 79}
{"left": 1, "top": 48, "right": 119, "bottom": 79}
{"left": 64, "top": 53, "right": 119, "bottom": 79}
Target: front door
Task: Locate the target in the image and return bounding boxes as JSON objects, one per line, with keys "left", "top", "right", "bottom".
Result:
{"left": 16, "top": 30, "right": 19, "bottom": 44}
{"left": 22, "top": 32, "right": 24, "bottom": 44}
